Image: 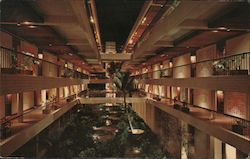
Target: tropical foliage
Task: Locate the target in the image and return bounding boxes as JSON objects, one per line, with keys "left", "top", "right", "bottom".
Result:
{"left": 45, "top": 104, "right": 168, "bottom": 158}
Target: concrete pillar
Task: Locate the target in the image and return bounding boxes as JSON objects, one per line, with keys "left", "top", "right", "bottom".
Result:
{"left": 246, "top": 90, "right": 250, "bottom": 120}
{"left": 194, "top": 129, "right": 210, "bottom": 159}
{"left": 18, "top": 92, "right": 23, "bottom": 122}
{"left": 68, "top": 86, "right": 71, "bottom": 96}
{"left": 56, "top": 87, "right": 60, "bottom": 102}
{"left": 0, "top": 96, "right": 6, "bottom": 119}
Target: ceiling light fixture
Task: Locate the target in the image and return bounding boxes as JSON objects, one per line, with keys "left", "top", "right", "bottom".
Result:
{"left": 28, "top": 25, "right": 36, "bottom": 28}
{"left": 142, "top": 17, "right": 146, "bottom": 24}
{"left": 212, "top": 30, "right": 219, "bottom": 33}
{"left": 90, "top": 16, "right": 94, "bottom": 23}
{"left": 218, "top": 26, "right": 227, "bottom": 30}
{"left": 129, "top": 39, "right": 133, "bottom": 44}
{"left": 22, "top": 21, "right": 32, "bottom": 25}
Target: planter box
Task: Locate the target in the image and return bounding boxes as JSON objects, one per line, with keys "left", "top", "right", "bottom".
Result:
{"left": 232, "top": 124, "right": 243, "bottom": 135}
{"left": 229, "top": 70, "right": 248, "bottom": 75}
{"left": 181, "top": 107, "right": 190, "bottom": 113}
{"left": 173, "top": 104, "right": 181, "bottom": 110}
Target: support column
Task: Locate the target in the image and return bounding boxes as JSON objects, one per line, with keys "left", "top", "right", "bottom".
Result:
{"left": 18, "top": 92, "right": 23, "bottom": 122}
{"left": 56, "top": 87, "right": 60, "bottom": 102}
{"left": 194, "top": 128, "right": 210, "bottom": 159}
{"left": 246, "top": 89, "right": 250, "bottom": 120}
{"left": 68, "top": 86, "right": 71, "bottom": 96}
{"left": 0, "top": 96, "right": 6, "bottom": 119}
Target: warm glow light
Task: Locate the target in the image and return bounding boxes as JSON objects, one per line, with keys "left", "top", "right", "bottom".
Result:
{"left": 177, "top": 87, "right": 181, "bottom": 91}
{"left": 169, "top": 61, "right": 173, "bottom": 68}
{"left": 190, "top": 55, "right": 196, "bottom": 63}
{"left": 28, "top": 25, "right": 36, "bottom": 28}
{"left": 22, "top": 21, "right": 32, "bottom": 25}
{"left": 65, "top": 63, "right": 68, "bottom": 67}
{"left": 142, "top": 17, "right": 146, "bottom": 24}
{"left": 38, "top": 53, "right": 43, "bottom": 59}
{"left": 90, "top": 16, "right": 94, "bottom": 23}
{"left": 129, "top": 39, "right": 133, "bottom": 44}
{"left": 212, "top": 30, "right": 219, "bottom": 33}
{"left": 218, "top": 26, "right": 227, "bottom": 30}
{"left": 160, "top": 64, "right": 163, "bottom": 69}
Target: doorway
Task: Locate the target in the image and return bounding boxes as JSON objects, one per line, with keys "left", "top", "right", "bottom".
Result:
{"left": 5, "top": 94, "right": 12, "bottom": 116}
{"left": 216, "top": 90, "right": 224, "bottom": 113}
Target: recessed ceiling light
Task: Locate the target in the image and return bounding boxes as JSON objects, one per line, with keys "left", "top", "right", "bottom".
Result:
{"left": 23, "top": 21, "right": 32, "bottom": 25}
{"left": 28, "top": 25, "right": 36, "bottom": 28}
{"left": 90, "top": 16, "right": 94, "bottom": 23}
{"left": 218, "top": 26, "right": 227, "bottom": 30}
{"left": 129, "top": 39, "right": 133, "bottom": 44}
{"left": 212, "top": 30, "right": 219, "bottom": 33}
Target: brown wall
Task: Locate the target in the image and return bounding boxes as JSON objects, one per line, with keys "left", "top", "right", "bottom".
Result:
{"left": 173, "top": 53, "right": 191, "bottom": 78}
{"left": 226, "top": 33, "right": 250, "bottom": 56}
{"left": 224, "top": 92, "right": 247, "bottom": 119}
{"left": 42, "top": 52, "right": 58, "bottom": 77}
{"left": 196, "top": 45, "right": 216, "bottom": 77}
{"left": 193, "top": 89, "right": 215, "bottom": 110}
{"left": 0, "top": 31, "right": 12, "bottom": 48}
{"left": 23, "top": 91, "right": 34, "bottom": 110}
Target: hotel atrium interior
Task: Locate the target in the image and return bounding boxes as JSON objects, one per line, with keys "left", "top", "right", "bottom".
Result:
{"left": 0, "top": 0, "right": 250, "bottom": 158}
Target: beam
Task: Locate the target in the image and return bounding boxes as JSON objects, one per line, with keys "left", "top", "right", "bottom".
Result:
{"left": 100, "top": 53, "right": 132, "bottom": 61}
{"left": 0, "top": 16, "right": 77, "bottom": 26}
{"left": 179, "top": 19, "right": 208, "bottom": 30}
{"left": 154, "top": 40, "right": 174, "bottom": 47}
{"left": 67, "top": 39, "right": 89, "bottom": 46}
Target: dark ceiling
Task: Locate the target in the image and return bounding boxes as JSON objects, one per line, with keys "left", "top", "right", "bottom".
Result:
{"left": 95, "top": 0, "right": 146, "bottom": 52}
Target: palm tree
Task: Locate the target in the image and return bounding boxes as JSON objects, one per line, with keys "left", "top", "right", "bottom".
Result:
{"left": 107, "top": 62, "right": 143, "bottom": 135}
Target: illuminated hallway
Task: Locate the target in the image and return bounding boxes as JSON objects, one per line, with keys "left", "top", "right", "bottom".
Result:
{"left": 0, "top": 0, "right": 250, "bottom": 158}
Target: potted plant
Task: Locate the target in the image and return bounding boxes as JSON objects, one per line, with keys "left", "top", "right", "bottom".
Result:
{"left": 232, "top": 120, "right": 243, "bottom": 135}
{"left": 212, "top": 59, "right": 229, "bottom": 75}
{"left": 181, "top": 102, "right": 190, "bottom": 113}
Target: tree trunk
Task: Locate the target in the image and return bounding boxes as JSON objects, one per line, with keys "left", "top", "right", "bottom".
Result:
{"left": 123, "top": 91, "right": 127, "bottom": 113}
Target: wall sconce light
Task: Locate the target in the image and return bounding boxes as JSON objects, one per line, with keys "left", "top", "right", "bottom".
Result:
{"left": 160, "top": 64, "right": 163, "bottom": 69}
{"left": 65, "top": 63, "right": 68, "bottom": 68}
{"left": 169, "top": 61, "right": 173, "bottom": 68}
{"left": 38, "top": 53, "right": 43, "bottom": 59}
{"left": 190, "top": 55, "right": 196, "bottom": 63}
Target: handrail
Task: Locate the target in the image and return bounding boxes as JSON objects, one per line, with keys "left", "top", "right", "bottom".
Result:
{"left": 0, "top": 95, "right": 77, "bottom": 126}
{"left": 132, "top": 52, "right": 250, "bottom": 77}
{"left": 141, "top": 90, "right": 250, "bottom": 125}
{"left": 0, "top": 46, "right": 89, "bottom": 78}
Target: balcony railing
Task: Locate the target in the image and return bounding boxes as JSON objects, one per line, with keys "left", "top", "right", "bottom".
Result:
{"left": 0, "top": 46, "right": 89, "bottom": 79}
{"left": 133, "top": 52, "right": 250, "bottom": 79}
{"left": 142, "top": 90, "right": 250, "bottom": 138}
{"left": 0, "top": 94, "right": 78, "bottom": 140}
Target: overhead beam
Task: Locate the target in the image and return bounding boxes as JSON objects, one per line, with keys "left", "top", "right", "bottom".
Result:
{"left": 179, "top": 19, "right": 208, "bottom": 30}
{"left": 67, "top": 39, "right": 89, "bottom": 46}
{"left": 154, "top": 40, "right": 174, "bottom": 47}
{"left": 0, "top": 16, "right": 77, "bottom": 26}
{"left": 100, "top": 53, "right": 132, "bottom": 61}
